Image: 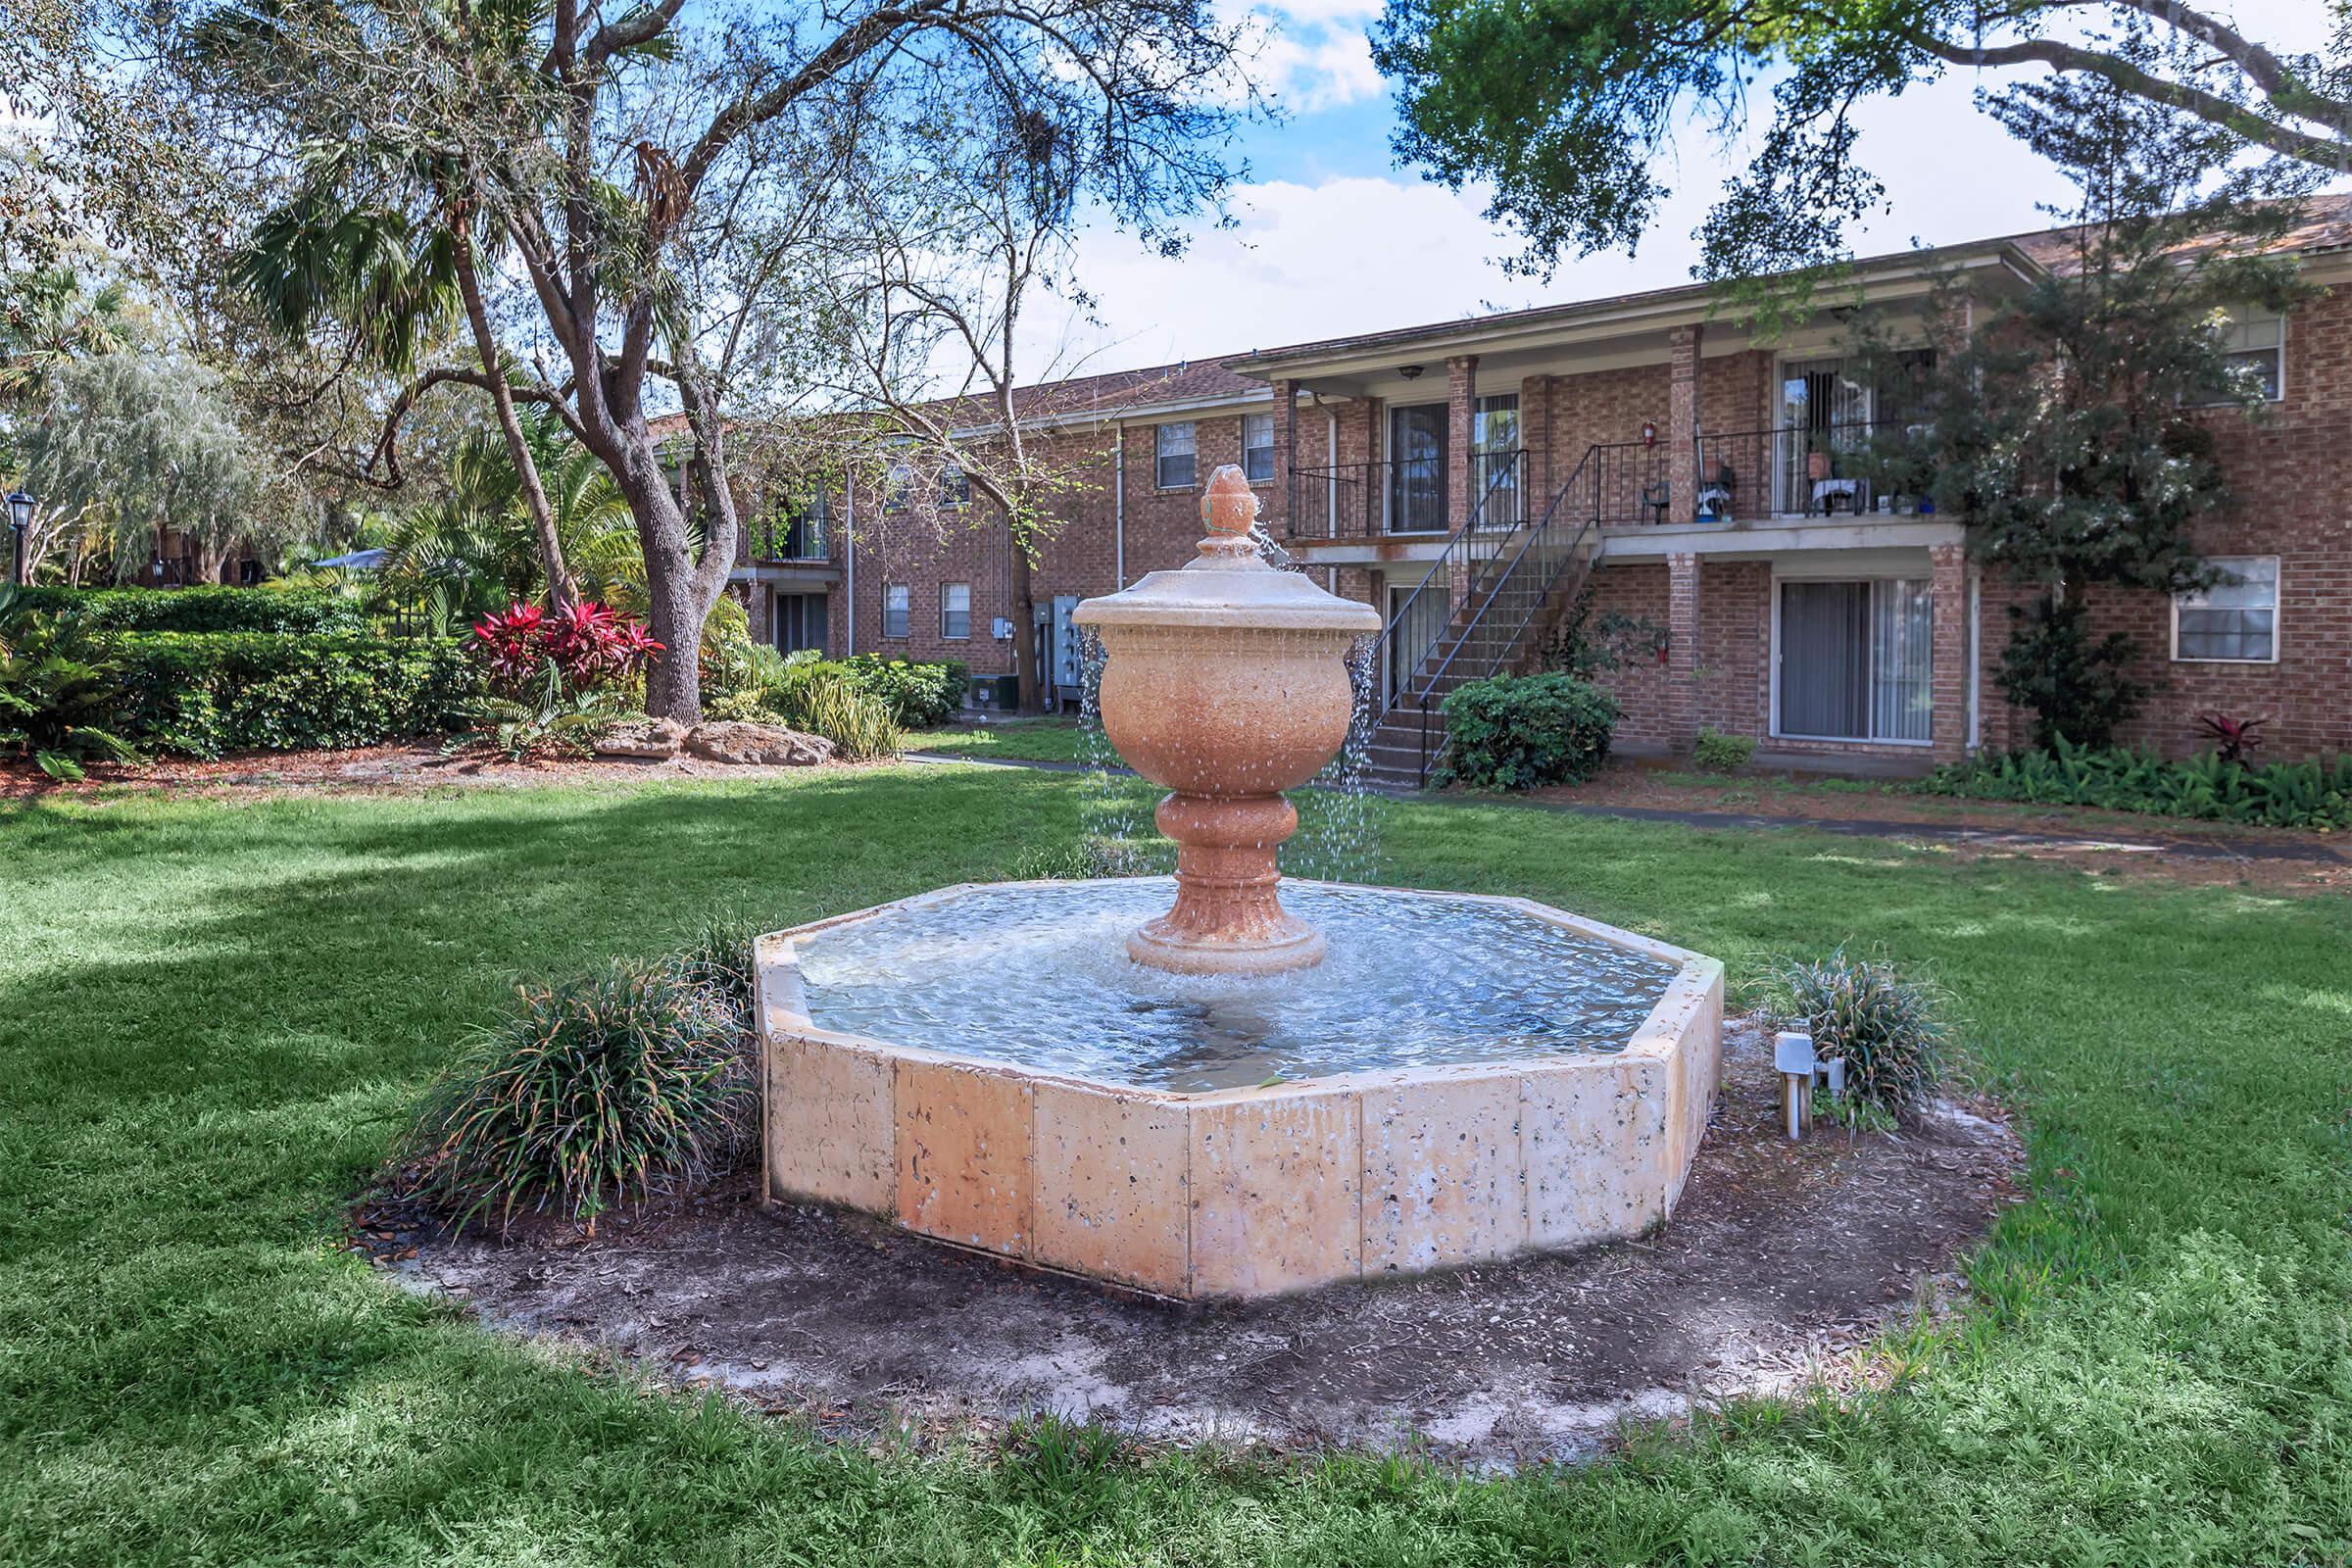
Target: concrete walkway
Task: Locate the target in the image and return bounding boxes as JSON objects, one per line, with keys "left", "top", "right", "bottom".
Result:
{"left": 904, "top": 751, "right": 2348, "bottom": 867}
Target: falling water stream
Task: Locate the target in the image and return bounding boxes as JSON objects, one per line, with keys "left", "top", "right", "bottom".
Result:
{"left": 1065, "top": 527, "right": 1386, "bottom": 885}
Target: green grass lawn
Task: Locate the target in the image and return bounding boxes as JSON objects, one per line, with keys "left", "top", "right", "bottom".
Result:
{"left": 3, "top": 761, "right": 2348, "bottom": 1565}
{"left": 908, "top": 715, "right": 1092, "bottom": 763}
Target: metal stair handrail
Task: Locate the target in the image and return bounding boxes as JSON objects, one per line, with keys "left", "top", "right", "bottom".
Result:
{"left": 1361, "top": 448, "right": 1539, "bottom": 725}
{"left": 1401, "top": 449, "right": 1605, "bottom": 783}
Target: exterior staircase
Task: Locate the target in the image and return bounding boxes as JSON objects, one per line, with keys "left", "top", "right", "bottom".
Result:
{"left": 1359, "top": 446, "right": 1613, "bottom": 792}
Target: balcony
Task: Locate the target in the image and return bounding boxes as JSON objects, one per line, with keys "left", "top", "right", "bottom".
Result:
{"left": 1673, "top": 420, "right": 1943, "bottom": 526}
{"left": 741, "top": 514, "right": 832, "bottom": 565}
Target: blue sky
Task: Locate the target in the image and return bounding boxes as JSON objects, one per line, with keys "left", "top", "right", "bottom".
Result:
{"left": 1054, "top": 0, "right": 2338, "bottom": 376}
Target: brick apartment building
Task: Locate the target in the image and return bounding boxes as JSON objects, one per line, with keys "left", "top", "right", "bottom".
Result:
{"left": 730, "top": 204, "right": 2352, "bottom": 782}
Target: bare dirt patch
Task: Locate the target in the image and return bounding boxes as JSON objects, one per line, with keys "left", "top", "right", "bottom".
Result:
{"left": 381, "top": 1021, "right": 2021, "bottom": 1467}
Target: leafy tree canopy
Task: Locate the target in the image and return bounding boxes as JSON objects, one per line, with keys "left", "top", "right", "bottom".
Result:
{"left": 1371, "top": 0, "right": 2352, "bottom": 276}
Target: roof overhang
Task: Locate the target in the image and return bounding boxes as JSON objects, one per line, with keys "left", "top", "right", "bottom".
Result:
{"left": 1223, "top": 242, "right": 2045, "bottom": 388}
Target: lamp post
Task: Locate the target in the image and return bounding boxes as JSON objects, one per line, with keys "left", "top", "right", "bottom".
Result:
{"left": 5, "top": 491, "right": 31, "bottom": 588}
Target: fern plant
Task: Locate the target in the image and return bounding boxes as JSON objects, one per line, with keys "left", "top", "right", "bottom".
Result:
{"left": 0, "top": 589, "right": 137, "bottom": 778}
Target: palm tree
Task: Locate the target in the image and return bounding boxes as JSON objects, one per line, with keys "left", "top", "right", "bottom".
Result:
{"left": 203, "top": 0, "right": 580, "bottom": 609}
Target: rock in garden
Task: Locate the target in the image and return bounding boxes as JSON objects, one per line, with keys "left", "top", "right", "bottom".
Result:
{"left": 594, "top": 717, "right": 693, "bottom": 759}
{"left": 679, "top": 721, "right": 833, "bottom": 766}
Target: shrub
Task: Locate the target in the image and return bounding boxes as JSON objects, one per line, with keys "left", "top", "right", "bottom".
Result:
{"left": 1436, "top": 671, "right": 1618, "bottom": 790}
{"left": 1691, "top": 728, "right": 1756, "bottom": 774}
{"left": 0, "top": 590, "right": 136, "bottom": 778}
{"left": 838, "top": 655, "right": 966, "bottom": 727}
{"left": 9, "top": 585, "right": 367, "bottom": 635}
{"left": 1778, "top": 949, "right": 1949, "bottom": 1122}
{"left": 108, "top": 632, "right": 483, "bottom": 756}
{"left": 1919, "top": 738, "right": 2352, "bottom": 831}
{"left": 724, "top": 652, "right": 904, "bottom": 759}
{"left": 785, "top": 672, "right": 902, "bottom": 760}
{"left": 408, "top": 958, "right": 754, "bottom": 1232}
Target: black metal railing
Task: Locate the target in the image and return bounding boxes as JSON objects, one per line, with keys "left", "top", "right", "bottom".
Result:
{"left": 1364, "top": 443, "right": 1614, "bottom": 785}
{"left": 741, "top": 513, "right": 831, "bottom": 564}
{"left": 1287, "top": 449, "right": 1525, "bottom": 539}
{"left": 1586, "top": 439, "right": 1673, "bottom": 526}
{"left": 1688, "top": 420, "right": 1940, "bottom": 523}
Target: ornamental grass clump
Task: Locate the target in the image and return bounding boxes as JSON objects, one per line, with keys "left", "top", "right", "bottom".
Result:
{"left": 410, "top": 958, "right": 754, "bottom": 1232}
{"left": 1778, "top": 949, "right": 1949, "bottom": 1126}
{"left": 671, "top": 910, "right": 762, "bottom": 1019}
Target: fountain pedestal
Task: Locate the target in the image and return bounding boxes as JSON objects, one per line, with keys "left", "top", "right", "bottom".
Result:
{"left": 1074, "top": 466, "right": 1382, "bottom": 975}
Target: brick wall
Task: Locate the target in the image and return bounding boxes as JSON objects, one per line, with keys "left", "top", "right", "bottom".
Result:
{"left": 821, "top": 403, "right": 1329, "bottom": 685}
{"left": 1976, "top": 283, "right": 2352, "bottom": 760}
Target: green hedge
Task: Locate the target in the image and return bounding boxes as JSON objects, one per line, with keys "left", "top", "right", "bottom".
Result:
{"left": 1918, "top": 740, "right": 2352, "bottom": 831}
{"left": 1437, "top": 671, "right": 1619, "bottom": 790}
{"left": 111, "top": 632, "right": 482, "bottom": 756}
{"left": 12, "top": 587, "right": 368, "bottom": 636}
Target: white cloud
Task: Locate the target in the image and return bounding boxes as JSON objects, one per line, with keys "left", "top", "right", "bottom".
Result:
{"left": 1251, "top": 28, "right": 1385, "bottom": 113}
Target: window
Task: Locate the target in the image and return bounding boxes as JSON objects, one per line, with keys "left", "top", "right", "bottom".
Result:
{"left": 2175, "top": 556, "right": 2278, "bottom": 662}
{"left": 939, "top": 465, "right": 970, "bottom": 508}
{"left": 884, "top": 462, "right": 912, "bottom": 513}
{"left": 1155, "top": 421, "right": 1197, "bottom": 488}
{"left": 2218, "top": 307, "right": 2284, "bottom": 401}
{"left": 940, "top": 582, "right": 971, "bottom": 640}
{"left": 883, "top": 584, "right": 910, "bottom": 639}
{"left": 1776, "top": 578, "right": 1934, "bottom": 743}
{"left": 1243, "top": 413, "right": 1275, "bottom": 483}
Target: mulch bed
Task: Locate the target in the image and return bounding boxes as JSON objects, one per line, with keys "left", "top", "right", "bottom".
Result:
{"left": 0, "top": 743, "right": 858, "bottom": 801}
{"left": 369, "top": 1020, "right": 2023, "bottom": 1468}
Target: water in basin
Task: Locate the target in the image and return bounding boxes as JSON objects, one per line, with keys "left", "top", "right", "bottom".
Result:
{"left": 789, "top": 879, "right": 1679, "bottom": 1093}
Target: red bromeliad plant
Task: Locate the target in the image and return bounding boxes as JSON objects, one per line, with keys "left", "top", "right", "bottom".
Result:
{"left": 471, "top": 601, "right": 662, "bottom": 696}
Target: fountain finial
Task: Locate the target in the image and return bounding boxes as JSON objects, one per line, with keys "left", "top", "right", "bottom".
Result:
{"left": 1195, "top": 465, "right": 1261, "bottom": 564}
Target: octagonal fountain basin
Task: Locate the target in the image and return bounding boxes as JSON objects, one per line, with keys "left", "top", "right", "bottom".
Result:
{"left": 757, "top": 878, "right": 1724, "bottom": 1299}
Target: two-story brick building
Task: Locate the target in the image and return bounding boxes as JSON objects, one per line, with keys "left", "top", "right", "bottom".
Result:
{"left": 732, "top": 205, "right": 2351, "bottom": 784}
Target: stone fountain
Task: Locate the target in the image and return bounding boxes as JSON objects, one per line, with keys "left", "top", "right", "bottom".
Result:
{"left": 1072, "top": 466, "right": 1381, "bottom": 974}
{"left": 751, "top": 467, "right": 1727, "bottom": 1298}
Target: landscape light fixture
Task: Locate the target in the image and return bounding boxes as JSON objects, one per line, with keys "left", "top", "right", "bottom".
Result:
{"left": 6, "top": 490, "right": 31, "bottom": 587}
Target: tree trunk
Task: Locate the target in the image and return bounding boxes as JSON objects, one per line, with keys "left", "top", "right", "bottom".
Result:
{"left": 190, "top": 539, "right": 229, "bottom": 587}
{"left": 452, "top": 233, "right": 576, "bottom": 612}
{"left": 612, "top": 441, "right": 728, "bottom": 721}
{"left": 1009, "top": 515, "right": 1038, "bottom": 710}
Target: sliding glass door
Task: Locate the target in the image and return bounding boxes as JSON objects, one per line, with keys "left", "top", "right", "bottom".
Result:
{"left": 1777, "top": 578, "right": 1933, "bottom": 743}
{"left": 1387, "top": 403, "right": 1447, "bottom": 533}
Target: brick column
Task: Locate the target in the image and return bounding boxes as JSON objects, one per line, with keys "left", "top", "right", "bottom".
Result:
{"left": 1271, "top": 377, "right": 1296, "bottom": 534}
{"left": 1521, "top": 374, "right": 1552, "bottom": 518}
{"left": 1666, "top": 552, "right": 1702, "bottom": 751}
{"left": 1446, "top": 356, "right": 1477, "bottom": 611}
{"left": 1668, "top": 323, "right": 1703, "bottom": 524}
{"left": 1929, "top": 542, "right": 1970, "bottom": 760}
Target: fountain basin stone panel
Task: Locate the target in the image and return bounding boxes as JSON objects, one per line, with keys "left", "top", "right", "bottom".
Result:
{"left": 757, "top": 880, "right": 1724, "bottom": 1299}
